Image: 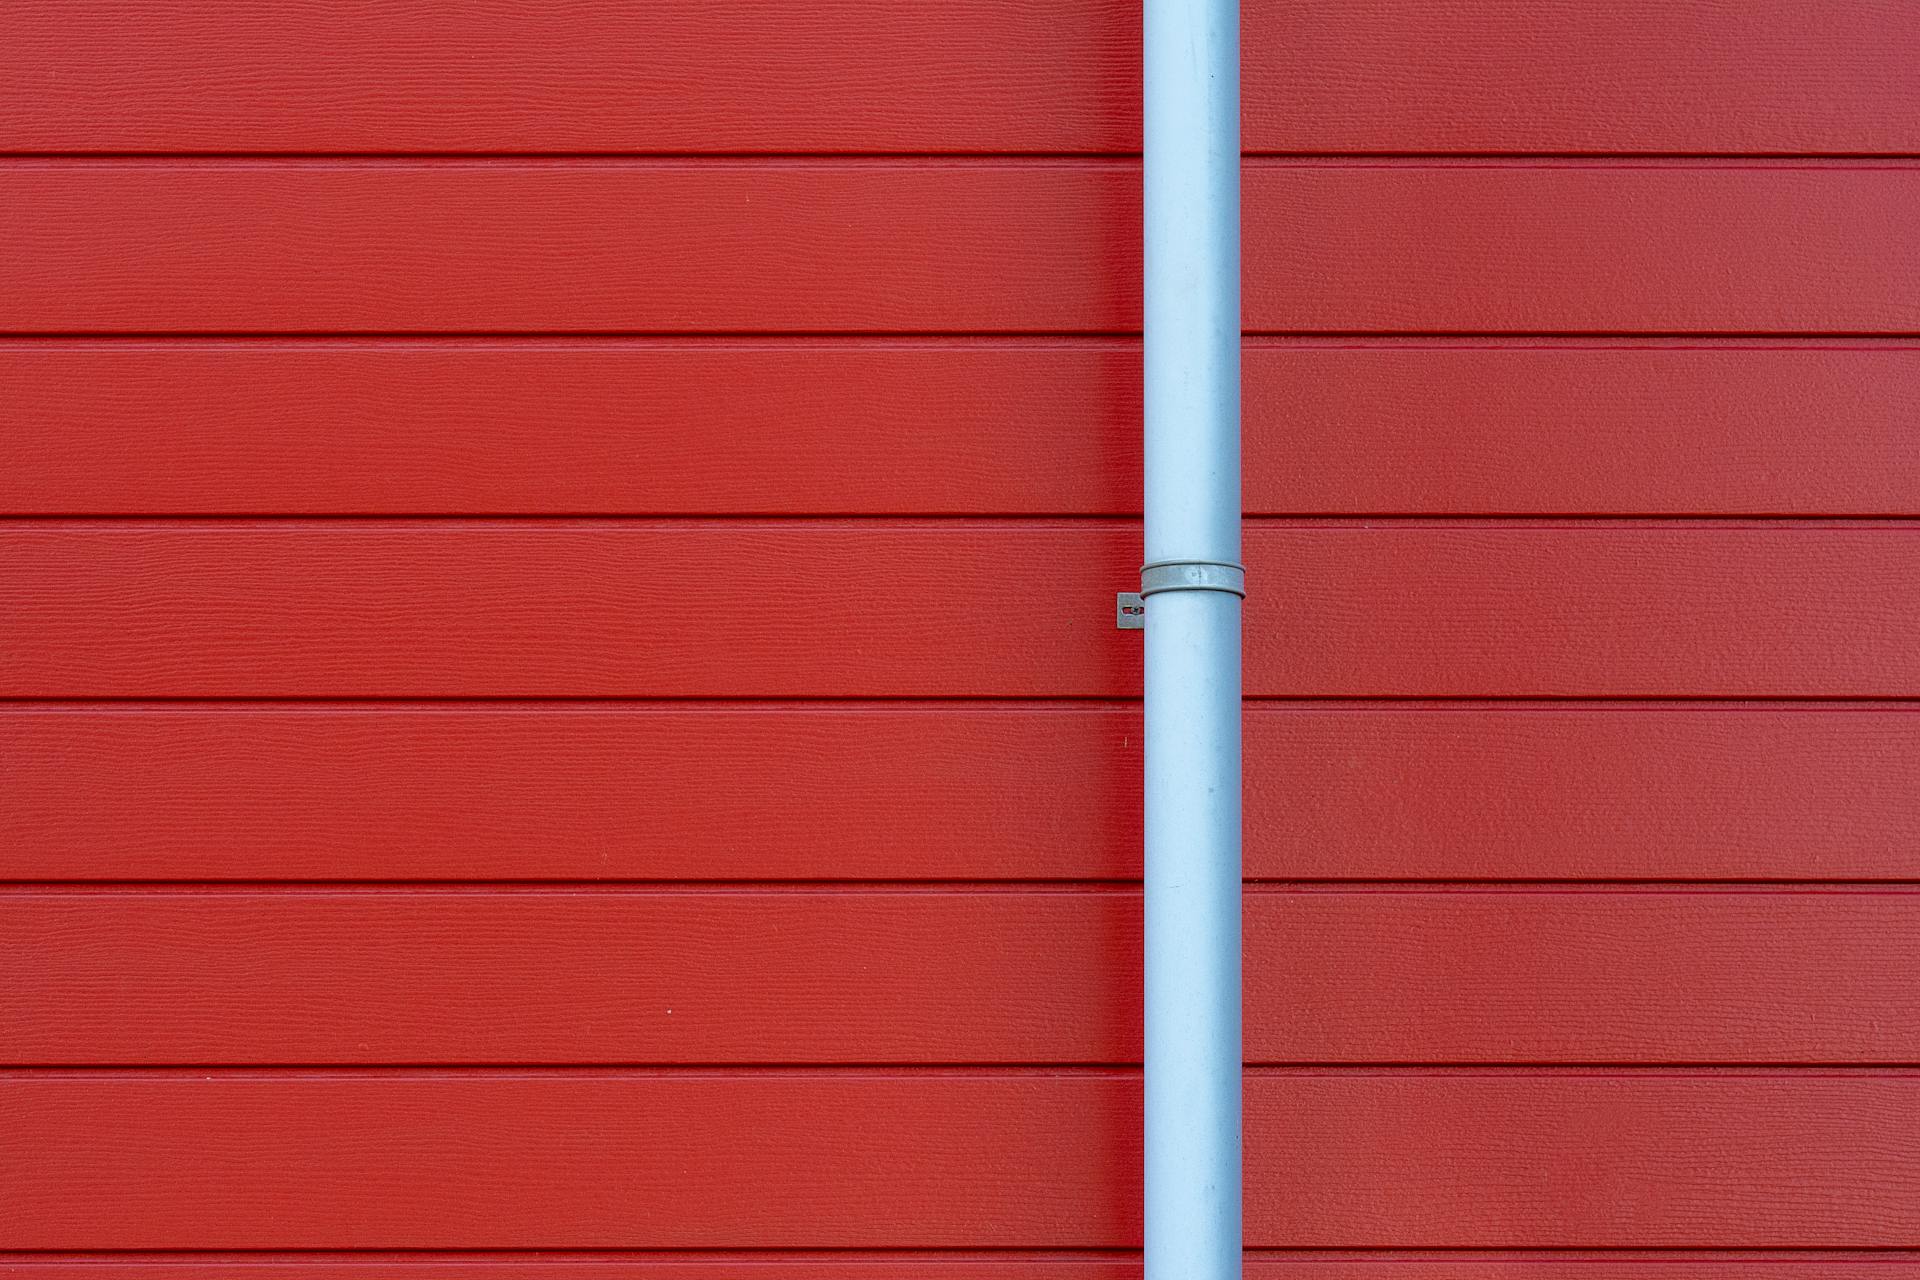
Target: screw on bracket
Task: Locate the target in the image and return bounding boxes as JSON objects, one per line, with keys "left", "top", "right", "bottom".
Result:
{"left": 1116, "top": 592, "right": 1146, "bottom": 630}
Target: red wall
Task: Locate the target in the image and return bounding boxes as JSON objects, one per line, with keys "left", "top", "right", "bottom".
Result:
{"left": 4, "top": 0, "right": 1920, "bottom": 1272}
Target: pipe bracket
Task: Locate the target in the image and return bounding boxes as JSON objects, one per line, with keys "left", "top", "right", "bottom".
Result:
{"left": 1139, "top": 559, "right": 1246, "bottom": 599}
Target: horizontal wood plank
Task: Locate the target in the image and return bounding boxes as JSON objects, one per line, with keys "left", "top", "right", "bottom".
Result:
{"left": 0, "top": 1073, "right": 1134, "bottom": 1249}
{"left": 0, "top": 164, "right": 1914, "bottom": 333}
{"left": 5, "top": 343, "right": 1918, "bottom": 516}
{"left": 1249, "top": 891, "right": 1920, "bottom": 1064}
{"left": 6, "top": 523, "right": 1920, "bottom": 697}
{"left": 0, "top": 705, "right": 1138, "bottom": 881}
{"left": 0, "top": 1259, "right": 1907, "bottom": 1280}
{"left": 0, "top": 341, "right": 1140, "bottom": 516}
{"left": 0, "top": 161, "right": 1135, "bottom": 334}
{"left": 0, "top": 891, "right": 1135, "bottom": 1065}
{"left": 1254, "top": 1073, "right": 1920, "bottom": 1248}
{"left": 0, "top": 1, "right": 1139, "bottom": 154}
{"left": 1244, "top": 345, "right": 1920, "bottom": 517}
{"left": 2, "top": 2, "right": 1915, "bottom": 153}
{"left": 8, "top": 704, "right": 1920, "bottom": 882}
{"left": 1244, "top": 165, "right": 1920, "bottom": 335}
{"left": 0, "top": 522, "right": 1135, "bottom": 698}
{"left": 5, "top": 890, "right": 1919, "bottom": 1065}
{"left": 1247, "top": 1, "right": 1920, "bottom": 155}
{"left": 3, "top": 1072, "right": 1917, "bottom": 1247}
{"left": 1249, "top": 525, "right": 1920, "bottom": 697}
{"left": 1248, "top": 705, "right": 1920, "bottom": 880}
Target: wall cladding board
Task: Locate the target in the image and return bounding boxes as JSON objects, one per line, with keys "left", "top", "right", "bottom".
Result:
{"left": 4, "top": 0, "right": 1912, "bottom": 1263}
{"left": 2, "top": 1, "right": 1915, "bottom": 153}
{"left": 5, "top": 342, "right": 1917, "bottom": 517}
{"left": 5, "top": 523, "right": 1920, "bottom": 697}
{"left": 12, "top": 703, "right": 1920, "bottom": 882}
{"left": 4, "top": 889, "right": 1918, "bottom": 1065}
{"left": 3, "top": 1074, "right": 1918, "bottom": 1248}
{"left": 0, "top": 164, "right": 1914, "bottom": 334}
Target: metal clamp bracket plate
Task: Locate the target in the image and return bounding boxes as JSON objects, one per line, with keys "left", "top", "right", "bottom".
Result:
{"left": 1118, "top": 561, "right": 1246, "bottom": 628}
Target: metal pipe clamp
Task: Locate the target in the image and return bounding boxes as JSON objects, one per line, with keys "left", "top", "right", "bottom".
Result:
{"left": 1138, "top": 559, "right": 1246, "bottom": 599}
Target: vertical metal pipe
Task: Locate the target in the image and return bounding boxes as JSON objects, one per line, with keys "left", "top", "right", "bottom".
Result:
{"left": 1143, "top": 0, "right": 1241, "bottom": 1277}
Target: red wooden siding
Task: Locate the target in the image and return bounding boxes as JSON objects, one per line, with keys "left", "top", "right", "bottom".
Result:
{"left": 0, "top": 341, "right": 1148, "bottom": 517}
{"left": 1245, "top": 524, "right": 1920, "bottom": 697}
{"left": 1252, "top": 1073, "right": 1920, "bottom": 1248}
{"left": 0, "top": 1, "right": 1142, "bottom": 155}
{"left": 0, "top": 1261, "right": 1909, "bottom": 1280}
{"left": 1, "top": 1, "right": 1914, "bottom": 153}
{"left": 0, "top": 1263, "right": 1911, "bottom": 1280}
{"left": 1, "top": 164, "right": 1916, "bottom": 333}
{"left": 3, "top": 1073, "right": 1917, "bottom": 1249}
{"left": 12, "top": 704, "right": 1920, "bottom": 883}
{"left": 4, "top": 0, "right": 1914, "bottom": 1266}
{"left": 1245, "top": 2, "right": 1920, "bottom": 155}
{"left": 5, "top": 889, "right": 1919, "bottom": 1065}
{"left": 1245, "top": 705, "right": 1920, "bottom": 881}
{"left": 6, "top": 523, "right": 1920, "bottom": 697}
{"left": 0, "top": 161, "right": 1135, "bottom": 334}
{"left": 1245, "top": 164, "right": 1920, "bottom": 335}
{"left": 4, "top": 342, "right": 1917, "bottom": 516}
{"left": 1240, "top": 345, "right": 1920, "bottom": 517}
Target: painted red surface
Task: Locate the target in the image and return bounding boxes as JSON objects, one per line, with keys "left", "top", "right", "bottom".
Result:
{"left": 6, "top": 522, "right": 1920, "bottom": 697}
{"left": 2, "top": 164, "right": 1916, "bottom": 333}
{"left": 3, "top": 1073, "right": 1918, "bottom": 1248}
{"left": 6, "top": 888, "right": 1919, "bottom": 1064}
{"left": 0, "top": 1262, "right": 1912, "bottom": 1280}
{"left": 1, "top": 1, "right": 1913, "bottom": 153}
{"left": 1, "top": 0, "right": 1914, "bottom": 1268}
{"left": 11, "top": 704, "right": 1920, "bottom": 882}
{"left": 0, "top": 1259, "right": 1909, "bottom": 1280}
{"left": 4, "top": 342, "right": 1917, "bottom": 516}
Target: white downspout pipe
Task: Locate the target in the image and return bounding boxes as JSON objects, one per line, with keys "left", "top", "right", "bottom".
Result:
{"left": 1142, "top": 0, "right": 1242, "bottom": 1278}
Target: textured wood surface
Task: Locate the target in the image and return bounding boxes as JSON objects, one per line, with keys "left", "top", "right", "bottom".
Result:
{"left": 1248, "top": 891, "right": 1920, "bottom": 1064}
{"left": 0, "top": 341, "right": 1144, "bottom": 516}
{"left": 0, "top": 522, "right": 1135, "bottom": 697}
{"left": 0, "top": 1073, "right": 1137, "bottom": 1249}
{"left": 0, "top": 890, "right": 1137, "bottom": 1065}
{"left": 1245, "top": 1, "right": 1920, "bottom": 154}
{"left": 2, "top": 164, "right": 1915, "bottom": 333}
{"left": 13, "top": 703, "right": 1920, "bottom": 882}
{"left": 6, "top": 342, "right": 1918, "bottom": 516}
{"left": 0, "top": 161, "right": 1137, "bottom": 334}
{"left": 1242, "top": 164, "right": 1920, "bottom": 334}
{"left": 0, "top": 1259, "right": 1910, "bottom": 1280}
{"left": 7, "top": 523, "right": 1920, "bottom": 697}
{"left": 6, "top": 889, "right": 1918, "bottom": 1065}
{"left": 0, "top": 705, "right": 1139, "bottom": 881}
{"left": 2, "top": 1, "right": 1915, "bottom": 153}
{"left": 8, "top": 0, "right": 1915, "bottom": 1259}
{"left": 0, "top": 1, "right": 1139, "bottom": 154}
{"left": 1244, "top": 704, "right": 1920, "bottom": 880}
{"left": 1241, "top": 344, "right": 1920, "bottom": 516}
{"left": 1248, "top": 525, "right": 1920, "bottom": 698}
{"left": 1255, "top": 1073, "right": 1920, "bottom": 1248}
{"left": 3, "top": 1073, "right": 1917, "bottom": 1248}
